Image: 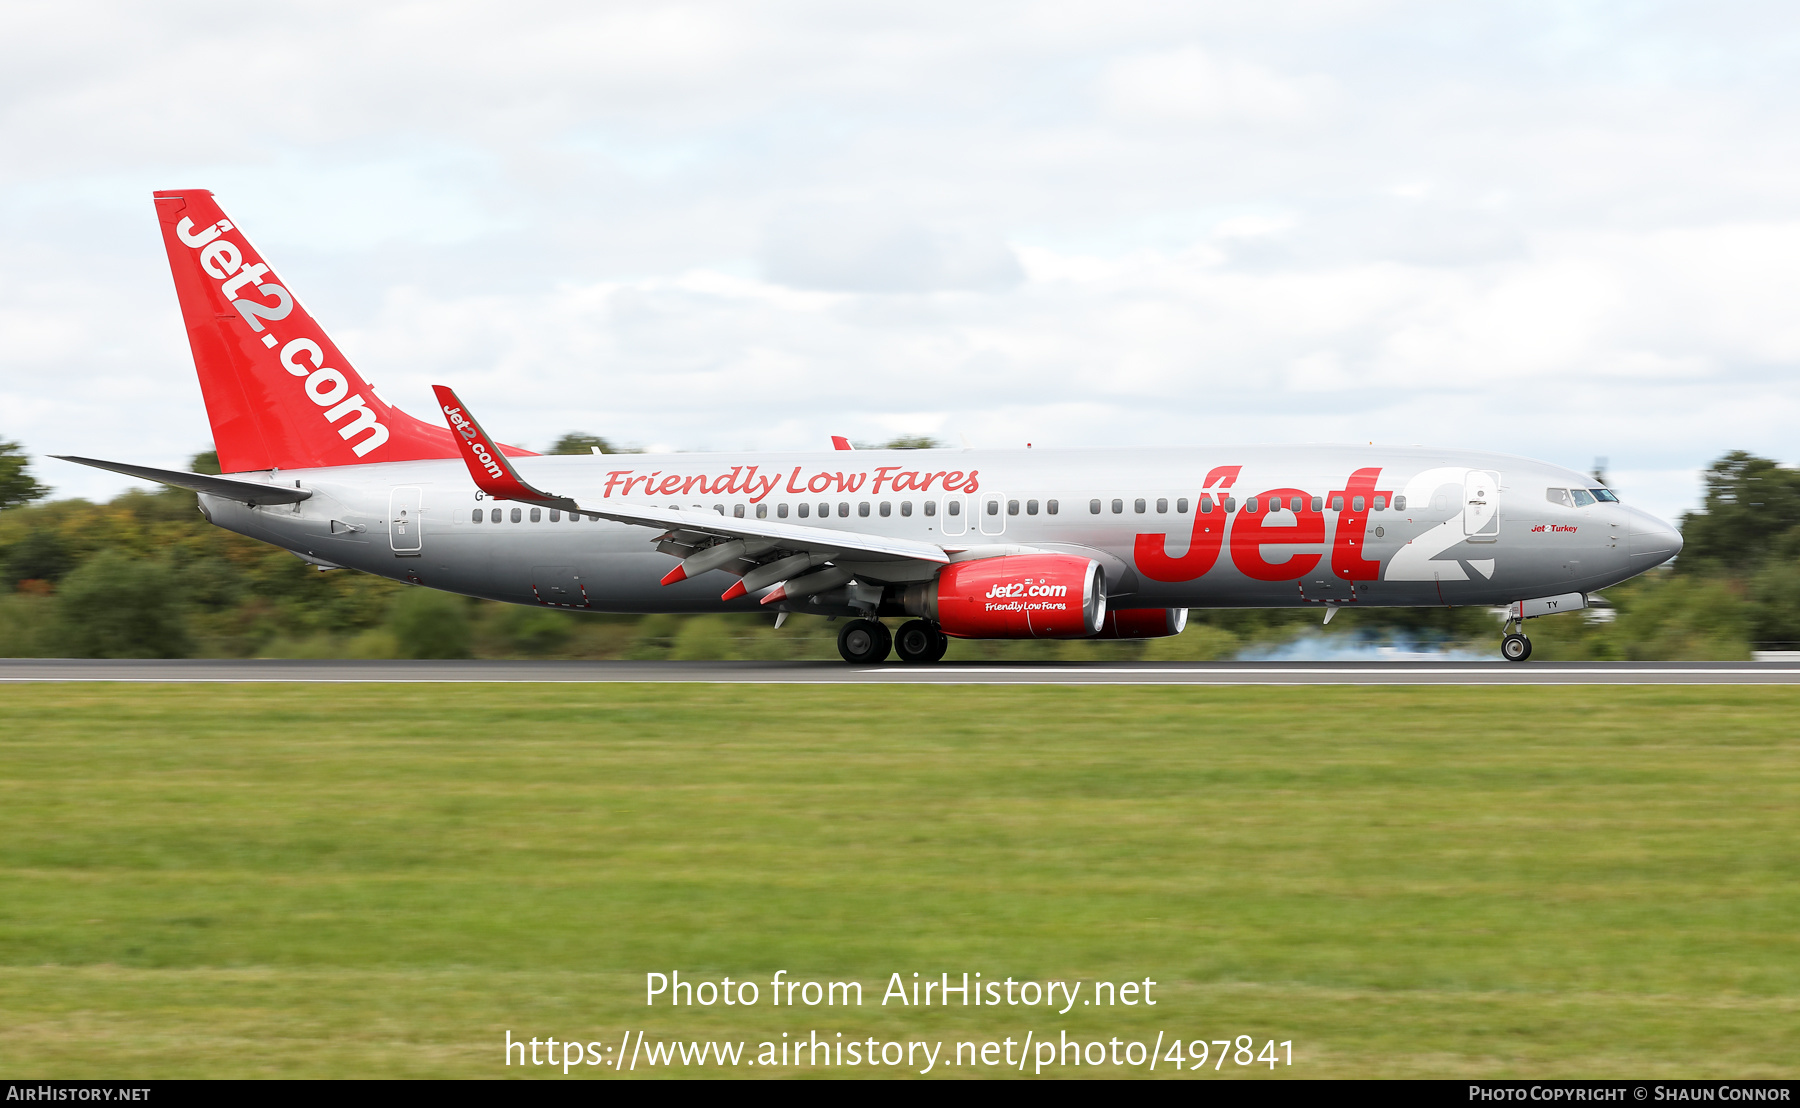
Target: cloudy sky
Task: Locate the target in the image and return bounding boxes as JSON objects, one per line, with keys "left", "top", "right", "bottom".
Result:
{"left": 5, "top": 0, "right": 1798, "bottom": 522}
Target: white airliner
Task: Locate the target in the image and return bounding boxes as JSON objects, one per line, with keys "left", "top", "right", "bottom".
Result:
{"left": 57, "top": 190, "right": 1683, "bottom": 664}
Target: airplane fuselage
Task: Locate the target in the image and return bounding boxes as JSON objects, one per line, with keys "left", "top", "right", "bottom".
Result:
{"left": 201, "top": 444, "right": 1682, "bottom": 616}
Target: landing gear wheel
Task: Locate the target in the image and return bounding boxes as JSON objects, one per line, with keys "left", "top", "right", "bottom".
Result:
{"left": 927, "top": 629, "right": 949, "bottom": 662}
{"left": 837, "top": 618, "right": 892, "bottom": 664}
{"left": 895, "top": 620, "right": 948, "bottom": 664}
{"left": 1501, "top": 632, "right": 1533, "bottom": 662}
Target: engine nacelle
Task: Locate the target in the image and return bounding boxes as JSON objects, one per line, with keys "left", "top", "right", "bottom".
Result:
{"left": 1093, "top": 607, "right": 1187, "bottom": 639}
{"left": 899, "top": 554, "right": 1106, "bottom": 638}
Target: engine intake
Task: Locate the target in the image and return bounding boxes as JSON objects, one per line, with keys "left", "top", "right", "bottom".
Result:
{"left": 899, "top": 554, "right": 1106, "bottom": 638}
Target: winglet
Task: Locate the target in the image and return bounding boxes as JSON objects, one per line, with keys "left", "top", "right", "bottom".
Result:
{"left": 433, "top": 385, "right": 576, "bottom": 510}
{"left": 831, "top": 436, "right": 853, "bottom": 451}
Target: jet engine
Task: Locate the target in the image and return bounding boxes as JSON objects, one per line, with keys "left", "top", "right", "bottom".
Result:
{"left": 897, "top": 554, "right": 1105, "bottom": 638}
{"left": 1093, "top": 607, "right": 1187, "bottom": 639}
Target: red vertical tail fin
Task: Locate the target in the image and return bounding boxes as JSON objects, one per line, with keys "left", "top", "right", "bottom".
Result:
{"left": 152, "top": 189, "right": 527, "bottom": 473}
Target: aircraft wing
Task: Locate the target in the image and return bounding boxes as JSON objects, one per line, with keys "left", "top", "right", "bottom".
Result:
{"left": 576, "top": 499, "right": 949, "bottom": 564}
{"left": 53, "top": 455, "right": 313, "bottom": 506}
{"left": 432, "top": 386, "right": 949, "bottom": 571}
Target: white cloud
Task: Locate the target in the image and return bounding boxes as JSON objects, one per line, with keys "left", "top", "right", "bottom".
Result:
{"left": 1098, "top": 46, "right": 1326, "bottom": 125}
{"left": 5, "top": 1, "right": 1800, "bottom": 516}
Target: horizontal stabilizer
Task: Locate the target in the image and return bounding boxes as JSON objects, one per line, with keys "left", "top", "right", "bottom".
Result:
{"left": 53, "top": 456, "right": 312, "bottom": 506}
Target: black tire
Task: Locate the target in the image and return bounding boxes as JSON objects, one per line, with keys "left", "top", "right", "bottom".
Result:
{"left": 927, "top": 628, "right": 949, "bottom": 662}
{"left": 1501, "top": 632, "right": 1532, "bottom": 662}
{"left": 895, "top": 620, "right": 940, "bottom": 664}
{"left": 837, "top": 618, "right": 892, "bottom": 664}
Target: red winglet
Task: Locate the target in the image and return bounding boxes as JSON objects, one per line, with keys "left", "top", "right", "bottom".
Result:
{"left": 433, "top": 385, "right": 575, "bottom": 509}
{"left": 831, "top": 436, "right": 853, "bottom": 451}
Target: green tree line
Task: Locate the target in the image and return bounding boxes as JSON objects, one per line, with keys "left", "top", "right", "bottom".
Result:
{"left": 2, "top": 439, "right": 1795, "bottom": 661}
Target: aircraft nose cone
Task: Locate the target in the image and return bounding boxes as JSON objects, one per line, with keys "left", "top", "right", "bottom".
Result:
{"left": 1627, "top": 508, "right": 1683, "bottom": 566}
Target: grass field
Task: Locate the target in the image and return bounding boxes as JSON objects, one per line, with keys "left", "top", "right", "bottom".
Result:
{"left": 0, "top": 684, "right": 1795, "bottom": 1079}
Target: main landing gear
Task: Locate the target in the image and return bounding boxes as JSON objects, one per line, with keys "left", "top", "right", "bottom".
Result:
{"left": 837, "top": 618, "right": 948, "bottom": 665}
{"left": 1500, "top": 631, "right": 1533, "bottom": 662}
{"left": 894, "top": 619, "right": 949, "bottom": 665}
{"left": 837, "top": 618, "right": 893, "bottom": 664}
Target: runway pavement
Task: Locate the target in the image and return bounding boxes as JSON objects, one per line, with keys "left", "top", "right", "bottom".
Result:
{"left": 2, "top": 658, "right": 1798, "bottom": 684}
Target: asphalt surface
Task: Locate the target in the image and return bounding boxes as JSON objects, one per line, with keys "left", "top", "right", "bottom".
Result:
{"left": 2, "top": 659, "right": 1798, "bottom": 684}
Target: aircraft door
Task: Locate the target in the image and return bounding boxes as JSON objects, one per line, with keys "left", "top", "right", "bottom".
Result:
{"left": 941, "top": 495, "right": 968, "bottom": 536}
{"left": 532, "top": 565, "right": 589, "bottom": 608}
{"left": 389, "top": 487, "right": 423, "bottom": 553}
{"left": 979, "top": 492, "right": 1006, "bottom": 535}
{"left": 1463, "top": 470, "right": 1500, "bottom": 541}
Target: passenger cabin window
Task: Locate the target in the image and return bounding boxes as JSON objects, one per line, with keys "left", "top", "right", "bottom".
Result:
{"left": 1570, "top": 488, "right": 1597, "bottom": 508}
{"left": 1373, "top": 495, "right": 1387, "bottom": 510}
{"left": 1311, "top": 496, "right": 1322, "bottom": 512}
{"left": 756, "top": 503, "right": 768, "bottom": 519}
{"left": 1047, "top": 499, "right": 1059, "bottom": 515}
{"left": 1331, "top": 495, "right": 1344, "bottom": 511}
{"left": 1352, "top": 496, "right": 1364, "bottom": 512}
{"left": 734, "top": 504, "right": 745, "bottom": 518}
{"left": 1289, "top": 496, "right": 1302, "bottom": 512}
{"left": 471, "top": 509, "right": 483, "bottom": 523}
{"left": 1026, "top": 499, "right": 1039, "bottom": 515}
{"left": 880, "top": 502, "right": 891, "bottom": 517}
{"left": 901, "top": 501, "right": 913, "bottom": 517}
{"left": 947, "top": 500, "right": 961, "bottom": 516}
{"left": 798, "top": 503, "right": 809, "bottom": 518}
{"left": 1244, "top": 498, "right": 1257, "bottom": 513}
{"left": 1156, "top": 497, "right": 1168, "bottom": 513}
{"left": 858, "top": 502, "right": 869, "bottom": 517}
{"left": 1112, "top": 499, "right": 1124, "bottom": 514}
{"left": 550, "top": 509, "right": 561, "bottom": 521}
{"left": 491, "top": 508, "right": 502, "bottom": 523}
{"left": 1090, "top": 499, "right": 1102, "bottom": 514}
{"left": 1393, "top": 495, "right": 1407, "bottom": 511}
{"left": 778, "top": 503, "right": 789, "bottom": 518}
{"left": 1134, "top": 498, "right": 1146, "bottom": 513}
{"left": 1199, "top": 496, "right": 1213, "bottom": 513}
{"left": 1176, "top": 498, "right": 1188, "bottom": 513}
{"left": 1008, "top": 499, "right": 1020, "bottom": 515}
{"left": 987, "top": 500, "right": 999, "bottom": 515}
{"left": 819, "top": 502, "right": 830, "bottom": 517}
{"left": 1546, "top": 488, "right": 1573, "bottom": 508}
{"left": 924, "top": 501, "right": 936, "bottom": 517}
{"left": 1224, "top": 496, "right": 1238, "bottom": 512}
{"left": 1592, "top": 489, "right": 1619, "bottom": 503}
{"left": 529, "top": 507, "right": 541, "bottom": 522}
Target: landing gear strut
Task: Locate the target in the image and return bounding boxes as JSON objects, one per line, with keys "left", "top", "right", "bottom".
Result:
{"left": 894, "top": 619, "right": 949, "bottom": 664}
{"left": 1500, "top": 631, "right": 1532, "bottom": 662}
{"left": 837, "top": 618, "right": 893, "bottom": 664}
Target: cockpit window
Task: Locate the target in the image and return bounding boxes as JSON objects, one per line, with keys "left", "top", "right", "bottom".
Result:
{"left": 1546, "top": 488, "right": 1574, "bottom": 508}
{"left": 1591, "top": 488, "right": 1619, "bottom": 503}
{"left": 1570, "top": 488, "right": 1597, "bottom": 508}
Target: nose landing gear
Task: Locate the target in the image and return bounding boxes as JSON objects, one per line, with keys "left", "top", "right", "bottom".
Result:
{"left": 894, "top": 619, "right": 949, "bottom": 664}
{"left": 1500, "top": 632, "right": 1532, "bottom": 662}
{"left": 837, "top": 618, "right": 893, "bottom": 664}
